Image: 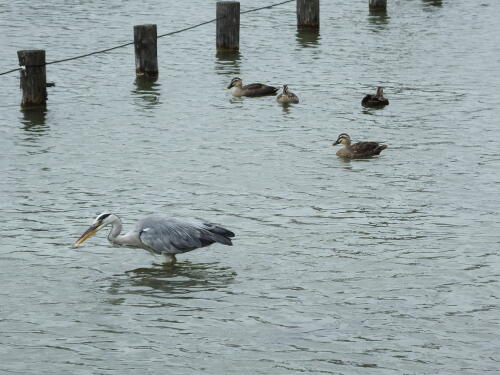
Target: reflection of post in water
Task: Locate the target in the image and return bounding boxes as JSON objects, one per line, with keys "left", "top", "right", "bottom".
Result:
{"left": 368, "top": 8, "right": 389, "bottom": 26}
{"left": 21, "top": 107, "right": 47, "bottom": 131}
{"left": 132, "top": 77, "right": 161, "bottom": 106}
{"left": 134, "top": 76, "right": 160, "bottom": 91}
{"left": 296, "top": 29, "right": 320, "bottom": 48}
{"left": 215, "top": 50, "right": 241, "bottom": 76}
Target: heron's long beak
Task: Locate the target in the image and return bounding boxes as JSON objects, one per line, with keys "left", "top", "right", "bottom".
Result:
{"left": 73, "top": 223, "right": 103, "bottom": 247}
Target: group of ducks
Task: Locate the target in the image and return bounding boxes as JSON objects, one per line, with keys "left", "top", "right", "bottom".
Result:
{"left": 226, "top": 77, "right": 300, "bottom": 104}
{"left": 226, "top": 77, "right": 389, "bottom": 159}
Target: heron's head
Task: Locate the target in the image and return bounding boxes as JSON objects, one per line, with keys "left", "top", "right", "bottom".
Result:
{"left": 226, "top": 77, "right": 242, "bottom": 89}
{"left": 73, "top": 212, "right": 117, "bottom": 247}
{"left": 333, "top": 133, "right": 351, "bottom": 146}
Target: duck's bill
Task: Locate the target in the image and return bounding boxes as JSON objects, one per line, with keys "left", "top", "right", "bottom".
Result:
{"left": 225, "top": 85, "right": 233, "bottom": 90}
{"left": 333, "top": 141, "right": 339, "bottom": 145}
{"left": 73, "top": 224, "right": 101, "bottom": 247}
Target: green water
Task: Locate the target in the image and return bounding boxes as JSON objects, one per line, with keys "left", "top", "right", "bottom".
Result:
{"left": 1, "top": 0, "right": 499, "bottom": 373}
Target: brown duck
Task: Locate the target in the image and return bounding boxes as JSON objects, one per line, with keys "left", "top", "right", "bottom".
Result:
{"left": 333, "top": 133, "right": 387, "bottom": 158}
{"left": 277, "top": 85, "right": 300, "bottom": 104}
{"left": 361, "top": 87, "right": 389, "bottom": 108}
{"left": 226, "top": 77, "right": 279, "bottom": 97}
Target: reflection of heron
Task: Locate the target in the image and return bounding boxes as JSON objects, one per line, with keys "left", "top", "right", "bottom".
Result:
{"left": 116, "top": 261, "right": 237, "bottom": 295}
{"left": 102, "top": 261, "right": 236, "bottom": 305}
{"left": 73, "top": 213, "right": 235, "bottom": 264}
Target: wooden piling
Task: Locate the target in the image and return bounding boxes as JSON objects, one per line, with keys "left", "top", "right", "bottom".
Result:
{"left": 369, "top": 0, "right": 387, "bottom": 10}
{"left": 297, "top": 0, "right": 320, "bottom": 29}
{"left": 134, "top": 24, "right": 158, "bottom": 79}
{"left": 17, "top": 50, "right": 47, "bottom": 108}
{"left": 216, "top": 1, "right": 240, "bottom": 51}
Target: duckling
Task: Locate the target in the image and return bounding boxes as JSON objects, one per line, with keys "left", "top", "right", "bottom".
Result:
{"left": 361, "top": 87, "right": 389, "bottom": 108}
{"left": 332, "top": 133, "right": 387, "bottom": 158}
{"left": 276, "top": 85, "right": 300, "bottom": 104}
{"left": 226, "top": 77, "right": 279, "bottom": 97}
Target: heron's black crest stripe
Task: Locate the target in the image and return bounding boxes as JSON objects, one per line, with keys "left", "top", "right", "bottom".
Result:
{"left": 98, "top": 213, "right": 111, "bottom": 221}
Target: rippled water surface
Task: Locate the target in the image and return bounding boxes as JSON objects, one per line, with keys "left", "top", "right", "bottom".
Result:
{"left": 1, "top": 0, "right": 500, "bottom": 373}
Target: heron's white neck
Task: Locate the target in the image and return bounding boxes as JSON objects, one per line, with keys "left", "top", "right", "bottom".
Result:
{"left": 107, "top": 218, "right": 125, "bottom": 244}
{"left": 104, "top": 216, "right": 143, "bottom": 248}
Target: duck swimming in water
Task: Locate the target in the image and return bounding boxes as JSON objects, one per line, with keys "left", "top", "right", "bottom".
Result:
{"left": 332, "top": 133, "right": 387, "bottom": 158}
{"left": 361, "top": 87, "right": 389, "bottom": 108}
{"left": 276, "top": 85, "right": 300, "bottom": 104}
{"left": 226, "top": 77, "right": 279, "bottom": 97}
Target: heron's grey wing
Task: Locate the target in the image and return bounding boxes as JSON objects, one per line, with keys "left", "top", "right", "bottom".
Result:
{"left": 137, "top": 216, "right": 233, "bottom": 254}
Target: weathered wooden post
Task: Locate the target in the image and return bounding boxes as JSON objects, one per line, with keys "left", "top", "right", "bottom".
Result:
{"left": 134, "top": 24, "right": 158, "bottom": 79}
{"left": 216, "top": 1, "right": 240, "bottom": 51}
{"left": 297, "top": 0, "right": 320, "bottom": 29}
{"left": 17, "top": 50, "right": 47, "bottom": 108}
{"left": 369, "top": 0, "right": 387, "bottom": 10}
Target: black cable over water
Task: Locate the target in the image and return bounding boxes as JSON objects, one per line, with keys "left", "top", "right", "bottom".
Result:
{"left": 240, "top": 0, "right": 294, "bottom": 14}
{"left": 0, "top": 0, "right": 294, "bottom": 77}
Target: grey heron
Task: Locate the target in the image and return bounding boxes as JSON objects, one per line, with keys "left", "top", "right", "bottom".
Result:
{"left": 73, "top": 213, "right": 235, "bottom": 264}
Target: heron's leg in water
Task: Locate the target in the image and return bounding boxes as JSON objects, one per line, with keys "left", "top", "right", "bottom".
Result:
{"left": 163, "top": 254, "right": 177, "bottom": 265}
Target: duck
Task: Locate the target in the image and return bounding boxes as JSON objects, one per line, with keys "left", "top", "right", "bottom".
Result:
{"left": 332, "top": 133, "right": 387, "bottom": 158}
{"left": 226, "top": 77, "right": 279, "bottom": 97}
{"left": 361, "top": 87, "right": 389, "bottom": 108}
{"left": 276, "top": 85, "right": 300, "bottom": 104}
